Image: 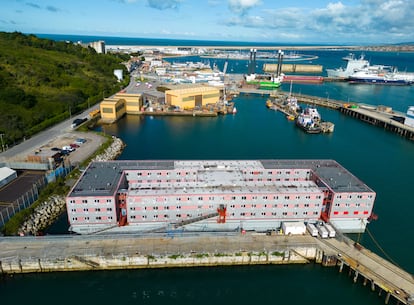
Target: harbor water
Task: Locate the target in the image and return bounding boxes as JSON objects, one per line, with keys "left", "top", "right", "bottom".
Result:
{"left": 2, "top": 38, "right": 414, "bottom": 305}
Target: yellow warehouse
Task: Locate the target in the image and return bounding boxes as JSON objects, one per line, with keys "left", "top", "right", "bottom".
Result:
{"left": 113, "top": 93, "right": 142, "bottom": 114}
{"left": 165, "top": 85, "right": 220, "bottom": 110}
{"left": 100, "top": 98, "right": 126, "bottom": 123}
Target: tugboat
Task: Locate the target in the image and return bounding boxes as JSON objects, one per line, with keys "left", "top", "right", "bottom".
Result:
{"left": 295, "top": 107, "right": 322, "bottom": 134}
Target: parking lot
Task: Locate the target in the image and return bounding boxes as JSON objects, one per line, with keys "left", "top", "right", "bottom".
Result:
{"left": 33, "top": 131, "right": 106, "bottom": 166}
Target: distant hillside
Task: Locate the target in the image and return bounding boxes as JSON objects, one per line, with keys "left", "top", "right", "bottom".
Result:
{"left": 0, "top": 32, "right": 129, "bottom": 145}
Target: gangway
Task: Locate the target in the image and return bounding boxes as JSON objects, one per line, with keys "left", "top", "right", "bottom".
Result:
{"left": 173, "top": 211, "right": 219, "bottom": 228}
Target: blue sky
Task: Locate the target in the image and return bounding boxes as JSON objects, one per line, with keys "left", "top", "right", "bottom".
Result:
{"left": 1, "top": 0, "right": 413, "bottom": 44}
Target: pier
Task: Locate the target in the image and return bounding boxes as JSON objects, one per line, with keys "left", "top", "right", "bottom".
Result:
{"left": 317, "top": 235, "right": 414, "bottom": 305}
{"left": 0, "top": 233, "right": 413, "bottom": 304}
{"left": 233, "top": 87, "right": 414, "bottom": 141}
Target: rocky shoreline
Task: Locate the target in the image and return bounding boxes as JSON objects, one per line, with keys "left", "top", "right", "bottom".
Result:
{"left": 17, "top": 136, "right": 125, "bottom": 236}
{"left": 92, "top": 136, "right": 125, "bottom": 162}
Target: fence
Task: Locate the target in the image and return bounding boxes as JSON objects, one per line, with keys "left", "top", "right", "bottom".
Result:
{"left": 0, "top": 163, "right": 73, "bottom": 228}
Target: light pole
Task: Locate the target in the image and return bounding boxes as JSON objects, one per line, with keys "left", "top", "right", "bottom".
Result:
{"left": 0, "top": 133, "right": 4, "bottom": 152}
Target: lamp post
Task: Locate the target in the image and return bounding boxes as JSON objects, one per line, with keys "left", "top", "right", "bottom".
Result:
{"left": 0, "top": 133, "right": 4, "bottom": 152}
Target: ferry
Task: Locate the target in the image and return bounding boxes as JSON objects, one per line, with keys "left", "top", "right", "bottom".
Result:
{"left": 348, "top": 67, "right": 411, "bottom": 85}
{"left": 326, "top": 53, "right": 370, "bottom": 79}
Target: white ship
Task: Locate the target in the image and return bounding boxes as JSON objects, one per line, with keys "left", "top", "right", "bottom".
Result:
{"left": 348, "top": 65, "right": 411, "bottom": 85}
{"left": 326, "top": 53, "right": 370, "bottom": 78}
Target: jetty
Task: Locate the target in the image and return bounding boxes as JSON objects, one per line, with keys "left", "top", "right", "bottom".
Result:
{"left": 0, "top": 232, "right": 413, "bottom": 304}
{"left": 232, "top": 87, "right": 414, "bottom": 141}
{"left": 266, "top": 93, "right": 335, "bottom": 133}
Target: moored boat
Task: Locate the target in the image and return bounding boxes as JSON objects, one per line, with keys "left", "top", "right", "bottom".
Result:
{"left": 326, "top": 53, "right": 370, "bottom": 79}
{"left": 282, "top": 75, "right": 324, "bottom": 83}
{"left": 295, "top": 107, "right": 322, "bottom": 134}
{"left": 348, "top": 68, "right": 411, "bottom": 85}
{"left": 245, "top": 73, "right": 283, "bottom": 89}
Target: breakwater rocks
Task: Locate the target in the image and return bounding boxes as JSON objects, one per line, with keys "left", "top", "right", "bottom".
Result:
{"left": 92, "top": 136, "right": 125, "bottom": 162}
{"left": 18, "top": 195, "right": 66, "bottom": 236}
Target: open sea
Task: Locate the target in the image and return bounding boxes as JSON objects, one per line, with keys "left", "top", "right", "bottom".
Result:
{"left": 2, "top": 34, "right": 414, "bottom": 305}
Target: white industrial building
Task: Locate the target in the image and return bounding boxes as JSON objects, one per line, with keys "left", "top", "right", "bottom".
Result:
{"left": 114, "top": 69, "right": 123, "bottom": 81}
{"left": 0, "top": 167, "right": 17, "bottom": 188}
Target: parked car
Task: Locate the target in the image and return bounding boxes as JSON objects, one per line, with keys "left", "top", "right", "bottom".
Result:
{"left": 62, "top": 145, "right": 75, "bottom": 152}
{"left": 70, "top": 143, "right": 80, "bottom": 148}
{"left": 51, "top": 147, "right": 61, "bottom": 151}
{"left": 75, "top": 138, "right": 87, "bottom": 144}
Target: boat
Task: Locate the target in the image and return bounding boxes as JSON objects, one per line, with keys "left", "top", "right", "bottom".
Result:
{"left": 326, "top": 53, "right": 370, "bottom": 79}
{"left": 282, "top": 75, "right": 324, "bottom": 83}
{"left": 245, "top": 73, "right": 283, "bottom": 89}
{"left": 391, "top": 68, "right": 414, "bottom": 83}
{"left": 347, "top": 66, "right": 411, "bottom": 85}
{"left": 295, "top": 107, "right": 322, "bottom": 134}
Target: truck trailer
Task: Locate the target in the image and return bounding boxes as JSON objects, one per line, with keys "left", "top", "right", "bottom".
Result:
{"left": 306, "top": 223, "right": 318, "bottom": 237}
{"left": 324, "top": 223, "right": 336, "bottom": 238}
{"left": 317, "top": 225, "right": 329, "bottom": 238}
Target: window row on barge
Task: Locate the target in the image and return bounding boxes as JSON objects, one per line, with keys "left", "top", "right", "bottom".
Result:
{"left": 66, "top": 160, "right": 376, "bottom": 234}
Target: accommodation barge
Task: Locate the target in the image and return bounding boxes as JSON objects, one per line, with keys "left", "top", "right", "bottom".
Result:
{"left": 66, "top": 160, "right": 376, "bottom": 234}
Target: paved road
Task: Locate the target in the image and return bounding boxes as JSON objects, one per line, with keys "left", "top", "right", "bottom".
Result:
{"left": 0, "top": 233, "right": 316, "bottom": 260}
{"left": 0, "top": 105, "right": 100, "bottom": 162}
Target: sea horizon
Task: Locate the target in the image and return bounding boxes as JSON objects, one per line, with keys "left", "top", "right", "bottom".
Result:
{"left": 33, "top": 32, "right": 375, "bottom": 47}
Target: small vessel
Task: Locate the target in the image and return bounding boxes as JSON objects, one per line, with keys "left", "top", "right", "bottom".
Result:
{"left": 245, "top": 73, "right": 283, "bottom": 89}
{"left": 296, "top": 107, "right": 322, "bottom": 134}
{"left": 282, "top": 75, "right": 324, "bottom": 83}
{"left": 326, "top": 53, "right": 370, "bottom": 79}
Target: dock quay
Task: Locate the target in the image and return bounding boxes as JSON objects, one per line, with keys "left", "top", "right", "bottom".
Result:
{"left": 141, "top": 110, "right": 218, "bottom": 117}
{"left": 235, "top": 88, "right": 414, "bottom": 139}
{"left": 318, "top": 234, "right": 414, "bottom": 305}
{"left": 0, "top": 233, "right": 413, "bottom": 304}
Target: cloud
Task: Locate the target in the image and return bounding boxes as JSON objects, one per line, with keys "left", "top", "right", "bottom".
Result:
{"left": 24, "top": 2, "right": 61, "bottom": 13}
{"left": 223, "top": 0, "right": 414, "bottom": 42}
{"left": 46, "top": 5, "right": 60, "bottom": 12}
{"left": 116, "top": 0, "right": 138, "bottom": 3}
{"left": 228, "top": 0, "right": 261, "bottom": 15}
{"left": 25, "top": 2, "right": 41, "bottom": 9}
{"left": 147, "top": 0, "right": 181, "bottom": 10}
{"left": 160, "top": 29, "right": 195, "bottom": 37}
{"left": 1, "top": 19, "right": 17, "bottom": 25}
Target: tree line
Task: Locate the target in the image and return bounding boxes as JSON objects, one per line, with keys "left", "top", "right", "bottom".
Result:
{"left": 0, "top": 32, "right": 130, "bottom": 145}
